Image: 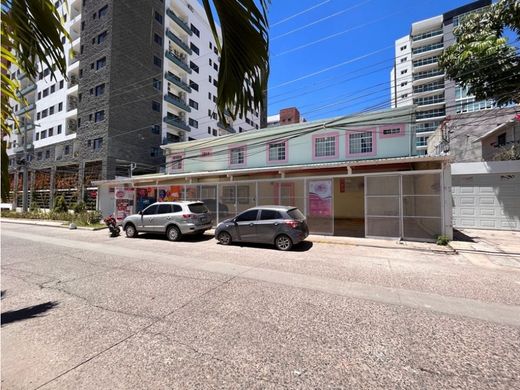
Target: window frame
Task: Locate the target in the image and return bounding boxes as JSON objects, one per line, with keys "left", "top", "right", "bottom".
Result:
{"left": 266, "top": 140, "right": 288, "bottom": 163}
{"left": 312, "top": 132, "right": 339, "bottom": 161}
{"left": 228, "top": 145, "right": 247, "bottom": 167}
{"left": 346, "top": 129, "right": 377, "bottom": 157}
{"left": 379, "top": 124, "right": 405, "bottom": 139}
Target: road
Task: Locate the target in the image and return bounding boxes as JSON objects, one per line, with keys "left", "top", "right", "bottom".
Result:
{"left": 1, "top": 222, "right": 520, "bottom": 389}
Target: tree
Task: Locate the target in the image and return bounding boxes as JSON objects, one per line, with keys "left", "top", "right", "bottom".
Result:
{"left": 439, "top": 0, "right": 520, "bottom": 104}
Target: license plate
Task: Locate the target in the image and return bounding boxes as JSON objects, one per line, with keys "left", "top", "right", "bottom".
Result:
{"left": 199, "top": 216, "right": 208, "bottom": 223}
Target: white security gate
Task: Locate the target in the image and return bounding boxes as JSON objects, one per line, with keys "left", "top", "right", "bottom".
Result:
{"left": 452, "top": 173, "right": 520, "bottom": 230}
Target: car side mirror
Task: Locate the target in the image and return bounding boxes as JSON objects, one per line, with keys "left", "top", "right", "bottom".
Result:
{"left": 139, "top": 211, "right": 143, "bottom": 215}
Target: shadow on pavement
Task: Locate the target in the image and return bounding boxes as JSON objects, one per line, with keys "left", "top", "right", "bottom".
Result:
{"left": 221, "top": 240, "right": 314, "bottom": 252}
{"left": 453, "top": 229, "right": 477, "bottom": 243}
{"left": 1, "top": 301, "right": 59, "bottom": 326}
{"left": 135, "top": 233, "right": 214, "bottom": 243}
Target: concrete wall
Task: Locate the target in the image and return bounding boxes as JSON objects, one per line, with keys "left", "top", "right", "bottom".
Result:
{"left": 333, "top": 177, "right": 364, "bottom": 219}
{"left": 481, "top": 123, "right": 520, "bottom": 161}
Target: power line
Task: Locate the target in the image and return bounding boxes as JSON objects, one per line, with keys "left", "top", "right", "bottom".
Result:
{"left": 270, "top": 0, "right": 332, "bottom": 28}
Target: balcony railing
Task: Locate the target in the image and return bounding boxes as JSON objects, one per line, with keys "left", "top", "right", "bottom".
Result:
{"left": 413, "top": 81, "right": 444, "bottom": 94}
{"left": 412, "top": 42, "right": 444, "bottom": 55}
{"left": 217, "top": 122, "right": 236, "bottom": 134}
{"left": 164, "top": 93, "right": 191, "bottom": 112}
{"left": 413, "top": 121, "right": 441, "bottom": 133}
{"left": 413, "top": 94, "right": 445, "bottom": 106}
{"left": 413, "top": 56, "right": 439, "bottom": 68}
{"left": 18, "top": 83, "right": 36, "bottom": 96}
{"left": 166, "top": 29, "right": 191, "bottom": 54}
{"left": 68, "top": 121, "right": 77, "bottom": 133}
{"left": 163, "top": 115, "right": 190, "bottom": 132}
{"left": 165, "top": 71, "right": 191, "bottom": 92}
{"left": 412, "top": 28, "right": 443, "bottom": 42}
{"left": 413, "top": 69, "right": 444, "bottom": 81}
{"left": 166, "top": 8, "right": 192, "bottom": 36}
{"left": 68, "top": 76, "right": 78, "bottom": 88}
{"left": 67, "top": 97, "right": 78, "bottom": 111}
{"left": 16, "top": 103, "right": 36, "bottom": 115}
{"left": 416, "top": 108, "right": 446, "bottom": 120}
{"left": 165, "top": 50, "right": 191, "bottom": 73}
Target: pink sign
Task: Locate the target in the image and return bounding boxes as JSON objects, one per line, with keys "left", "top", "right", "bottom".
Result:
{"left": 308, "top": 180, "right": 332, "bottom": 217}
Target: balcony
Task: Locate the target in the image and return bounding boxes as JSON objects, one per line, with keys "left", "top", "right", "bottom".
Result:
{"left": 166, "top": 29, "right": 191, "bottom": 55}
{"left": 165, "top": 50, "right": 191, "bottom": 74}
{"left": 217, "top": 122, "right": 236, "bottom": 134}
{"left": 412, "top": 42, "right": 444, "bottom": 58}
{"left": 412, "top": 55, "right": 439, "bottom": 69}
{"left": 165, "top": 71, "right": 191, "bottom": 93}
{"left": 415, "top": 108, "right": 446, "bottom": 121}
{"left": 164, "top": 115, "right": 190, "bottom": 132}
{"left": 17, "top": 83, "right": 36, "bottom": 97}
{"left": 164, "top": 93, "right": 191, "bottom": 112}
{"left": 412, "top": 28, "right": 443, "bottom": 42}
{"left": 166, "top": 8, "right": 192, "bottom": 36}
{"left": 162, "top": 134, "right": 182, "bottom": 145}
{"left": 67, "top": 96, "right": 78, "bottom": 111}
{"left": 413, "top": 81, "right": 444, "bottom": 95}
{"left": 412, "top": 69, "right": 444, "bottom": 83}
{"left": 16, "top": 103, "right": 36, "bottom": 116}
{"left": 413, "top": 94, "right": 445, "bottom": 106}
{"left": 67, "top": 119, "right": 77, "bottom": 135}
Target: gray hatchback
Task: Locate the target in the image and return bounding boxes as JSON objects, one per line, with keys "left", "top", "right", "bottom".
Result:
{"left": 122, "top": 201, "right": 212, "bottom": 241}
{"left": 215, "top": 206, "right": 309, "bottom": 251}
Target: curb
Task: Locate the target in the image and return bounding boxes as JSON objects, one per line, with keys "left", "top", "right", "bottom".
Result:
{"left": 1, "top": 219, "right": 107, "bottom": 231}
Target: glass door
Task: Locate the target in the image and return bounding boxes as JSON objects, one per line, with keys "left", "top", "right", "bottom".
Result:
{"left": 365, "top": 175, "right": 401, "bottom": 238}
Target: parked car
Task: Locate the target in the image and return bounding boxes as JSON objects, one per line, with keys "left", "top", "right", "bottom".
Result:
{"left": 122, "top": 201, "right": 212, "bottom": 241}
{"left": 215, "top": 206, "right": 309, "bottom": 251}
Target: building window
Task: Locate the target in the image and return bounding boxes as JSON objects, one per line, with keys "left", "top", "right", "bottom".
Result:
{"left": 189, "top": 80, "right": 199, "bottom": 91}
{"left": 151, "top": 124, "right": 160, "bottom": 134}
{"left": 268, "top": 141, "right": 287, "bottom": 162}
{"left": 212, "top": 129, "right": 217, "bottom": 136}
{"left": 153, "top": 55, "right": 162, "bottom": 67}
{"left": 43, "top": 88, "right": 49, "bottom": 97}
{"left": 229, "top": 146, "right": 246, "bottom": 165}
{"left": 349, "top": 131, "right": 374, "bottom": 154}
{"left": 58, "top": 102, "right": 63, "bottom": 111}
{"left": 313, "top": 134, "right": 337, "bottom": 159}
{"left": 95, "top": 83, "right": 105, "bottom": 96}
{"left": 37, "top": 152, "right": 42, "bottom": 160}
{"left": 153, "top": 78, "right": 161, "bottom": 90}
{"left": 150, "top": 147, "right": 160, "bottom": 157}
{"left": 400, "top": 57, "right": 407, "bottom": 63}
{"left": 152, "top": 101, "right": 161, "bottom": 112}
{"left": 59, "top": 80, "right": 64, "bottom": 89}
{"left": 188, "top": 99, "right": 198, "bottom": 110}
{"left": 64, "top": 145, "right": 70, "bottom": 155}
{"left": 154, "top": 11, "right": 163, "bottom": 24}
{"left": 497, "top": 133, "right": 506, "bottom": 146}
{"left": 97, "top": 31, "right": 108, "bottom": 44}
{"left": 42, "top": 109, "right": 48, "bottom": 118}
{"left": 35, "top": 132, "right": 40, "bottom": 140}
{"left": 154, "top": 33, "right": 162, "bottom": 45}
{"left": 45, "top": 150, "right": 50, "bottom": 159}
{"left": 49, "top": 106, "right": 55, "bottom": 115}
{"left": 401, "top": 69, "right": 407, "bottom": 75}
{"left": 400, "top": 81, "right": 407, "bottom": 87}
{"left": 92, "top": 137, "right": 103, "bottom": 150}
{"left": 213, "top": 63, "right": 218, "bottom": 72}
{"left": 190, "top": 43, "right": 199, "bottom": 55}
{"left": 382, "top": 127, "right": 400, "bottom": 135}
{"left": 57, "top": 125, "right": 62, "bottom": 134}
{"left": 188, "top": 118, "right": 198, "bottom": 128}
{"left": 50, "top": 84, "right": 56, "bottom": 93}
{"left": 94, "top": 110, "right": 105, "bottom": 122}
{"left": 48, "top": 127, "right": 54, "bottom": 136}
{"left": 190, "top": 24, "right": 200, "bottom": 37}
{"left": 400, "top": 45, "right": 407, "bottom": 51}
{"left": 190, "top": 61, "right": 199, "bottom": 73}
{"left": 41, "top": 130, "right": 47, "bottom": 139}
{"left": 37, "top": 112, "right": 41, "bottom": 120}
{"left": 96, "top": 56, "right": 106, "bottom": 70}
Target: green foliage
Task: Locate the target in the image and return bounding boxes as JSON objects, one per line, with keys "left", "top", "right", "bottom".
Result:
{"left": 439, "top": 0, "right": 520, "bottom": 104}
{"left": 73, "top": 201, "right": 87, "bottom": 214}
{"left": 436, "top": 235, "right": 450, "bottom": 246}
{"left": 1, "top": 208, "right": 104, "bottom": 227}
{"left": 29, "top": 201, "right": 40, "bottom": 213}
{"left": 53, "top": 195, "right": 68, "bottom": 213}
{"left": 493, "top": 145, "right": 520, "bottom": 161}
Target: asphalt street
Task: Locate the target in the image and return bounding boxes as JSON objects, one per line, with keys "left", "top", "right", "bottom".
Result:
{"left": 1, "top": 222, "right": 520, "bottom": 389}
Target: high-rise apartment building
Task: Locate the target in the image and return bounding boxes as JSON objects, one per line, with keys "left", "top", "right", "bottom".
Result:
{"left": 6, "top": 0, "right": 263, "bottom": 208}
{"left": 390, "top": 0, "right": 492, "bottom": 154}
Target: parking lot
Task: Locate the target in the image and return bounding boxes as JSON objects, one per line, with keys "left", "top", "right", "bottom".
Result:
{"left": 2, "top": 222, "right": 520, "bottom": 389}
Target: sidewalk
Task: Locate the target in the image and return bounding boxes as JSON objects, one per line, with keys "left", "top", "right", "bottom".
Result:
{"left": 0, "top": 218, "right": 107, "bottom": 231}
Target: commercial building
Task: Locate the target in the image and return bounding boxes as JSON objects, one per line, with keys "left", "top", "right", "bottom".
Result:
{"left": 267, "top": 107, "right": 305, "bottom": 128}
{"left": 428, "top": 108, "right": 520, "bottom": 230}
{"left": 390, "top": 0, "right": 493, "bottom": 154}
{"left": 95, "top": 107, "right": 452, "bottom": 242}
{"left": 5, "top": 0, "right": 262, "bottom": 210}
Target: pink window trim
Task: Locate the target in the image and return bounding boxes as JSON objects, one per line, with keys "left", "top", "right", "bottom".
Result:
{"left": 228, "top": 144, "right": 247, "bottom": 167}
{"left": 379, "top": 124, "right": 405, "bottom": 139}
{"left": 199, "top": 147, "right": 212, "bottom": 158}
{"left": 266, "top": 139, "right": 288, "bottom": 164}
{"left": 345, "top": 128, "right": 377, "bottom": 157}
{"left": 312, "top": 131, "right": 340, "bottom": 161}
{"left": 169, "top": 152, "right": 185, "bottom": 172}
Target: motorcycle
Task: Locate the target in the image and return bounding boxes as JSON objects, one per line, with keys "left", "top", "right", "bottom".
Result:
{"left": 103, "top": 215, "right": 121, "bottom": 237}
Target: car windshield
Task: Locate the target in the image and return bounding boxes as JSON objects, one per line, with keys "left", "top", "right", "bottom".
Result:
{"left": 287, "top": 208, "right": 305, "bottom": 220}
{"left": 188, "top": 203, "right": 209, "bottom": 214}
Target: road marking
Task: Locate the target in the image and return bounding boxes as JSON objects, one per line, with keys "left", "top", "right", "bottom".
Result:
{"left": 3, "top": 229, "right": 520, "bottom": 328}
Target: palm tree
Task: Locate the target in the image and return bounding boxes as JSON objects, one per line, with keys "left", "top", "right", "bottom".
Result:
{"left": 1, "top": 0, "right": 269, "bottom": 201}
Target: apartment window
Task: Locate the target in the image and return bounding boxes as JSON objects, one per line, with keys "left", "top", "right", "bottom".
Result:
{"left": 94, "top": 110, "right": 105, "bottom": 122}
{"left": 208, "top": 92, "right": 212, "bottom": 100}
{"left": 154, "top": 11, "right": 163, "bottom": 24}
{"left": 153, "top": 78, "right": 161, "bottom": 90}
{"left": 37, "top": 112, "right": 41, "bottom": 120}
{"left": 37, "top": 152, "right": 42, "bottom": 160}
{"left": 153, "top": 55, "right": 162, "bottom": 67}
{"left": 209, "top": 42, "right": 212, "bottom": 49}
{"left": 90, "top": 88, "right": 94, "bottom": 95}
{"left": 208, "top": 75, "right": 212, "bottom": 82}
{"left": 35, "top": 132, "right": 40, "bottom": 141}
{"left": 97, "top": 31, "right": 108, "bottom": 44}
{"left": 400, "top": 57, "right": 407, "bottom": 63}
{"left": 400, "top": 45, "right": 407, "bottom": 51}
{"left": 152, "top": 101, "right": 161, "bottom": 112}
{"left": 383, "top": 128, "right": 401, "bottom": 135}
{"left": 212, "top": 129, "right": 217, "bottom": 136}
{"left": 49, "top": 106, "right": 55, "bottom": 115}
{"left": 497, "top": 133, "right": 506, "bottom": 146}
{"left": 79, "top": 69, "right": 83, "bottom": 78}
{"left": 42, "top": 109, "right": 48, "bottom": 118}
{"left": 58, "top": 102, "right": 63, "bottom": 111}
{"left": 268, "top": 141, "right": 287, "bottom": 162}
{"left": 239, "top": 127, "right": 243, "bottom": 133}
{"left": 43, "top": 88, "right": 49, "bottom": 97}
{"left": 349, "top": 131, "right": 373, "bottom": 154}
{"left": 81, "top": 21, "right": 85, "bottom": 31}
{"left": 188, "top": 99, "right": 198, "bottom": 110}
{"left": 190, "top": 43, "right": 199, "bottom": 55}
{"left": 59, "top": 80, "right": 64, "bottom": 89}
{"left": 188, "top": 118, "right": 198, "bottom": 128}
{"left": 401, "top": 94, "right": 408, "bottom": 99}
{"left": 57, "top": 125, "right": 62, "bottom": 134}
{"left": 190, "top": 61, "right": 199, "bottom": 73}
{"left": 98, "top": 5, "right": 108, "bottom": 18}
{"left": 50, "top": 84, "right": 55, "bottom": 93}
{"left": 209, "top": 58, "right": 212, "bottom": 66}
{"left": 213, "top": 63, "right": 218, "bottom": 72}
{"left": 150, "top": 147, "right": 160, "bottom": 157}
{"left": 208, "top": 126, "right": 211, "bottom": 134}
{"left": 44, "top": 68, "right": 50, "bottom": 77}
{"left": 38, "top": 72, "right": 43, "bottom": 80}
{"left": 190, "top": 24, "right": 200, "bottom": 37}
{"left": 92, "top": 137, "right": 103, "bottom": 150}
{"left": 45, "top": 150, "right": 50, "bottom": 159}
{"left": 189, "top": 80, "right": 198, "bottom": 91}
{"left": 400, "top": 69, "right": 407, "bottom": 75}
{"left": 48, "top": 127, "right": 54, "bottom": 137}
{"left": 41, "top": 130, "right": 47, "bottom": 139}
{"left": 151, "top": 124, "right": 161, "bottom": 134}
{"left": 400, "top": 81, "right": 408, "bottom": 87}
{"left": 96, "top": 57, "right": 106, "bottom": 69}
{"left": 95, "top": 83, "right": 105, "bottom": 96}
{"left": 213, "top": 79, "right": 218, "bottom": 87}
{"left": 154, "top": 33, "right": 162, "bottom": 45}
{"left": 212, "top": 95, "right": 217, "bottom": 103}
{"left": 313, "top": 134, "right": 337, "bottom": 158}
{"left": 229, "top": 146, "right": 246, "bottom": 165}
{"left": 38, "top": 92, "right": 41, "bottom": 99}
{"left": 208, "top": 109, "right": 212, "bottom": 117}
{"left": 64, "top": 145, "right": 70, "bottom": 155}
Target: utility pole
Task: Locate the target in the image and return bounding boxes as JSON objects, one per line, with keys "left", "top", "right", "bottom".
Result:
{"left": 21, "top": 122, "right": 29, "bottom": 212}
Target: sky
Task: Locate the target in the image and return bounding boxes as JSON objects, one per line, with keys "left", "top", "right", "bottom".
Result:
{"left": 266, "top": 0, "right": 481, "bottom": 120}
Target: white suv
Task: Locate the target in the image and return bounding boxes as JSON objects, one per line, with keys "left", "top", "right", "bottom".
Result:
{"left": 122, "top": 201, "right": 212, "bottom": 241}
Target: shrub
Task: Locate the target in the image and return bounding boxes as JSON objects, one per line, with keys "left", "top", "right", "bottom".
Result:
{"left": 29, "top": 201, "right": 40, "bottom": 213}
{"left": 73, "top": 201, "right": 87, "bottom": 214}
{"left": 436, "top": 235, "right": 450, "bottom": 246}
{"left": 53, "top": 195, "right": 68, "bottom": 213}
{"left": 87, "top": 210, "right": 103, "bottom": 224}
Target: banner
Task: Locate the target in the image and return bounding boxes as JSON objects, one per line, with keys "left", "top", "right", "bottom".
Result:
{"left": 114, "top": 188, "right": 134, "bottom": 222}
{"left": 308, "top": 180, "right": 332, "bottom": 217}
{"left": 135, "top": 187, "right": 156, "bottom": 212}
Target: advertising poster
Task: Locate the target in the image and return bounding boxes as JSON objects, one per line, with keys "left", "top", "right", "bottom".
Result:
{"left": 114, "top": 188, "right": 134, "bottom": 222}
{"left": 135, "top": 187, "right": 156, "bottom": 212}
{"left": 308, "top": 180, "right": 332, "bottom": 217}
{"left": 157, "top": 186, "right": 182, "bottom": 202}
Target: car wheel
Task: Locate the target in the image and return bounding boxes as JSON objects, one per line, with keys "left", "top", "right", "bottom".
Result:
{"left": 125, "top": 224, "right": 137, "bottom": 238}
{"left": 275, "top": 234, "right": 293, "bottom": 251}
{"left": 217, "top": 231, "right": 232, "bottom": 245}
{"left": 167, "top": 225, "right": 181, "bottom": 242}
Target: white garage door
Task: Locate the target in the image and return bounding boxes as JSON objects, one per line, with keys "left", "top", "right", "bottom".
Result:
{"left": 452, "top": 173, "right": 520, "bottom": 230}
